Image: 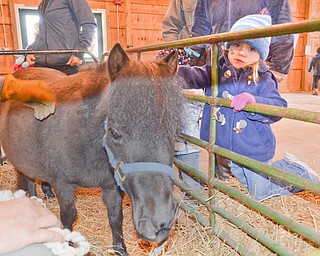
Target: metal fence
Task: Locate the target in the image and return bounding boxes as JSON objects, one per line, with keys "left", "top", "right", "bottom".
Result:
{"left": 125, "top": 18, "right": 320, "bottom": 255}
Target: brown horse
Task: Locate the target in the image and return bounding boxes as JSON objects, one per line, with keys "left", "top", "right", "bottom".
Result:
{"left": 0, "top": 44, "right": 186, "bottom": 255}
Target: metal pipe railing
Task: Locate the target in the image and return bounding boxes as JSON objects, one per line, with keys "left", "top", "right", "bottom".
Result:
{"left": 178, "top": 133, "right": 320, "bottom": 195}
{"left": 0, "top": 49, "right": 99, "bottom": 63}
{"left": 124, "top": 19, "right": 320, "bottom": 53}
{"left": 162, "top": 18, "right": 320, "bottom": 254}
{"left": 184, "top": 93, "right": 320, "bottom": 124}
{"left": 174, "top": 159, "right": 320, "bottom": 247}
{"left": 175, "top": 179, "right": 297, "bottom": 256}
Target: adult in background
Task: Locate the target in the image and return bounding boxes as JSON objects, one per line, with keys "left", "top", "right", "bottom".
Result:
{"left": 308, "top": 47, "right": 320, "bottom": 96}
{"left": 25, "top": 0, "right": 97, "bottom": 75}
{"left": 162, "top": 0, "right": 205, "bottom": 194}
{"left": 190, "top": 0, "right": 294, "bottom": 83}
{"left": 162, "top": 0, "right": 197, "bottom": 41}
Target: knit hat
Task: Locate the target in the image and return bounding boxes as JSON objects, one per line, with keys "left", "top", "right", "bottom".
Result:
{"left": 225, "top": 14, "right": 272, "bottom": 60}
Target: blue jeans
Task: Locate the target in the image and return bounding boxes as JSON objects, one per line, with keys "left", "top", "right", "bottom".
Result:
{"left": 312, "top": 75, "right": 319, "bottom": 89}
{"left": 230, "top": 159, "right": 313, "bottom": 201}
{"left": 176, "top": 152, "right": 202, "bottom": 190}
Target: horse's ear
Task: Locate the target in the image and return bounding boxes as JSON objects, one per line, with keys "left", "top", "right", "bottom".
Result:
{"left": 160, "top": 50, "right": 178, "bottom": 74}
{"left": 108, "top": 43, "right": 130, "bottom": 81}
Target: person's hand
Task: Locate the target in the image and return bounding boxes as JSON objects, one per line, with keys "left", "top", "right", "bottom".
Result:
{"left": 0, "top": 198, "right": 65, "bottom": 254}
{"left": 1, "top": 74, "right": 56, "bottom": 120}
{"left": 66, "top": 55, "right": 83, "bottom": 66}
{"left": 188, "top": 55, "right": 200, "bottom": 66}
{"left": 231, "top": 92, "right": 256, "bottom": 112}
{"left": 25, "top": 54, "right": 37, "bottom": 65}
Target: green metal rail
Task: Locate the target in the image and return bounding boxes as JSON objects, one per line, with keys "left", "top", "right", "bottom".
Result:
{"left": 0, "top": 49, "right": 99, "bottom": 63}
{"left": 123, "top": 19, "right": 320, "bottom": 255}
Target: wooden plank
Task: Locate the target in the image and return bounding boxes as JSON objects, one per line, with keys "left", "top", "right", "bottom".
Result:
{"left": 104, "top": 1, "right": 112, "bottom": 51}
{"left": 283, "top": 70, "right": 302, "bottom": 92}
{"left": 8, "top": 0, "right": 19, "bottom": 50}
{"left": 125, "top": 0, "right": 133, "bottom": 48}
{"left": 130, "top": 13, "right": 164, "bottom": 29}
{"left": 130, "top": 0, "right": 170, "bottom": 6}
{"left": 290, "top": 0, "right": 307, "bottom": 18}
{"left": 131, "top": 4, "right": 169, "bottom": 15}
{"left": 290, "top": 56, "right": 303, "bottom": 70}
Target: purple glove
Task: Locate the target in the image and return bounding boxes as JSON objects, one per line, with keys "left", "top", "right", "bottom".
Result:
{"left": 231, "top": 92, "right": 256, "bottom": 112}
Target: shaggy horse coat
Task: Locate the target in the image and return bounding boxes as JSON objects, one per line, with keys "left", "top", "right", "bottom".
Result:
{"left": 0, "top": 44, "right": 186, "bottom": 256}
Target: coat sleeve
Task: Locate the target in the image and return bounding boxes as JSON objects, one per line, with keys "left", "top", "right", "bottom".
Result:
{"left": 69, "top": 0, "right": 97, "bottom": 59}
{"left": 190, "top": 0, "right": 211, "bottom": 56}
{"left": 266, "top": 0, "right": 294, "bottom": 75}
{"left": 178, "top": 65, "right": 212, "bottom": 89}
{"left": 308, "top": 57, "right": 315, "bottom": 73}
{"left": 162, "top": 0, "right": 184, "bottom": 42}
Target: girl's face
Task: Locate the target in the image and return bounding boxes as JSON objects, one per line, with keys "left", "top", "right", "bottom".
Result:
{"left": 227, "top": 42, "right": 260, "bottom": 70}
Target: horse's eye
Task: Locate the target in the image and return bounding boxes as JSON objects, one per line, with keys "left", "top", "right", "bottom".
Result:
{"left": 108, "top": 127, "right": 122, "bottom": 140}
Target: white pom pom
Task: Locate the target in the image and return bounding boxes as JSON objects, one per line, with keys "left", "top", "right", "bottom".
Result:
{"left": 45, "top": 242, "right": 62, "bottom": 249}
{"left": 22, "top": 62, "right": 30, "bottom": 68}
{"left": 13, "top": 190, "right": 26, "bottom": 199}
{"left": 15, "top": 55, "right": 25, "bottom": 65}
{"left": 72, "top": 235, "right": 86, "bottom": 243}
{"left": 0, "top": 190, "right": 14, "bottom": 201}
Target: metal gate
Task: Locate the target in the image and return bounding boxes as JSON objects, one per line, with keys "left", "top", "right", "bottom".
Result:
{"left": 125, "top": 19, "right": 320, "bottom": 255}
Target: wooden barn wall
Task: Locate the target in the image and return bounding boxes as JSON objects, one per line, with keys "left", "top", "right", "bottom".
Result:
{"left": 0, "top": 0, "right": 319, "bottom": 92}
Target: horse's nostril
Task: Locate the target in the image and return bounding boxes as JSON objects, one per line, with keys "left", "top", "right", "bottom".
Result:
{"left": 159, "top": 223, "right": 165, "bottom": 229}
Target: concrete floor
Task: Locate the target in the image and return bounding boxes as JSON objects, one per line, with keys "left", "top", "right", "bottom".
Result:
{"left": 199, "top": 92, "right": 320, "bottom": 175}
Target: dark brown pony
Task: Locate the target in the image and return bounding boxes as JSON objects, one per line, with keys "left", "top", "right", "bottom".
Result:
{"left": 0, "top": 44, "right": 186, "bottom": 256}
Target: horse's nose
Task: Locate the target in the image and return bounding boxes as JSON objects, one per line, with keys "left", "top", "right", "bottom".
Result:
{"left": 138, "top": 219, "right": 157, "bottom": 240}
{"left": 138, "top": 218, "right": 173, "bottom": 242}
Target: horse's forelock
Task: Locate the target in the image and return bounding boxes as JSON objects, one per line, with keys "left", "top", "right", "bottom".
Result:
{"left": 107, "top": 60, "right": 185, "bottom": 140}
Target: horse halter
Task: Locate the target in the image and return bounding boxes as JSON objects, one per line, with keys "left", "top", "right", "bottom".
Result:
{"left": 112, "top": 160, "right": 175, "bottom": 192}
{"left": 103, "top": 120, "right": 175, "bottom": 192}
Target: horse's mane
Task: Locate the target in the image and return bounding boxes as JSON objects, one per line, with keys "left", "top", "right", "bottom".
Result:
{"left": 53, "top": 63, "right": 109, "bottom": 101}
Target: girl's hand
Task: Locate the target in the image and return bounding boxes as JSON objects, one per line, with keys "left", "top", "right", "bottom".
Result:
{"left": 231, "top": 92, "right": 256, "bottom": 112}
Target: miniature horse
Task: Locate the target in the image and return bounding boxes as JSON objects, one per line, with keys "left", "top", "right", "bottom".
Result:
{"left": 0, "top": 44, "right": 186, "bottom": 255}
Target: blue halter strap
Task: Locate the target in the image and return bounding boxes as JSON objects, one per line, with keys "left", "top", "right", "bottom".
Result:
{"left": 103, "top": 120, "right": 175, "bottom": 192}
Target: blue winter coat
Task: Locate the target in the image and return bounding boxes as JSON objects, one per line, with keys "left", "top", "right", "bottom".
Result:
{"left": 178, "top": 54, "right": 288, "bottom": 162}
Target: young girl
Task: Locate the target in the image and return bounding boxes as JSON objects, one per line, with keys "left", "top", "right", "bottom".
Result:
{"left": 178, "top": 14, "right": 319, "bottom": 200}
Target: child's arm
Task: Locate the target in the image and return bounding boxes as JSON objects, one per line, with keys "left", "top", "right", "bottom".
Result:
{"left": 178, "top": 65, "right": 212, "bottom": 89}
